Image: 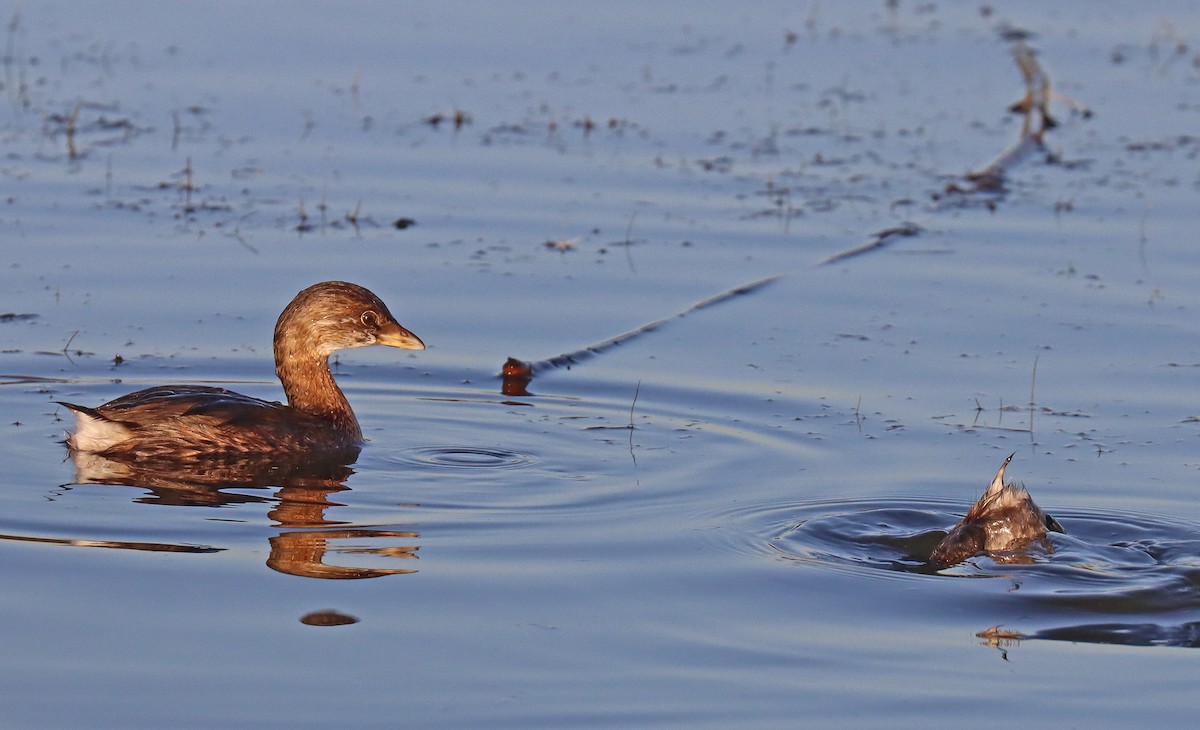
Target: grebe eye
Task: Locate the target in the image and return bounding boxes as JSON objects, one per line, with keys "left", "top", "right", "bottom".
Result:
{"left": 361, "top": 311, "right": 379, "bottom": 328}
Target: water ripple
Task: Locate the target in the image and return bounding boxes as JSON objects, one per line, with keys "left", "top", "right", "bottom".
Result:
{"left": 392, "top": 446, "right": 541, "bottom": 470}
{"left": 719, "top": 497, "right": 1200, "bottom": 615}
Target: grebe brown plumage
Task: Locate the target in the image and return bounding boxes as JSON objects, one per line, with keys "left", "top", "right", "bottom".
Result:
{"left": 929, "top": 453, "right": 1064, "bottom": 568}
{"left": 57, "top": 281, "right": 424, "bottom": 459}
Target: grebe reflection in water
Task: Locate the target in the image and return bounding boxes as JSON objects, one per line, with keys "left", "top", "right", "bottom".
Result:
{"left": 61, "top": 449, "right": 421, "bottom": 580}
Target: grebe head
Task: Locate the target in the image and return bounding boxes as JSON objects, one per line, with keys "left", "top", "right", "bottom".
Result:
{"left": 274, "top": 281, "right": 425, "bottom": 360}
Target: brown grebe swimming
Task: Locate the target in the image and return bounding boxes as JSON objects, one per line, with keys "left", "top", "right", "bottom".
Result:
{"left": 929, "top": 453, "right": 1063, "bottom": 568}
{"left": 58, "top": 281, "right": 424, "bottom": 459}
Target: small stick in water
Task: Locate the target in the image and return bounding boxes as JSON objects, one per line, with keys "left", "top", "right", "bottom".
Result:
{"left": 500, "top": 275, "right": 780, "bottom": 393}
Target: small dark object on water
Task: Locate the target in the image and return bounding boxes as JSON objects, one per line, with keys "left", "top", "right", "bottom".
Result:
{"left": 424, "top": 109, "right": 471, "bottom": 130}
{"left": 299, "top": 610, "right": 359, "bottom": 627}
{"left": 500, "top": 357, "right": 534, "bottom": 397}
{"left": 0, "top": 312, "right": 39, "bottom": 322}
{"left": 929, "top": 453, "right": 1063, "bottom": 568}
{"left": 393, "top": 217, "right": 416, "bottom": 230}
{"left": 501, "top": 357, "right": 533, "bottom": 379}
{"left": 57, "top": 281, "right": 424, "bottom": 459}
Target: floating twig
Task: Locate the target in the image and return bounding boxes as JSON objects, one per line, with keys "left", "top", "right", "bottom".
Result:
{"left": 178, "top": 156, "right": 195, "bottom": 213}
{"left": 62, "top": 330, "right": 79, "bottom": 355}
{"left": 819, "top": 222, "right": 922, "bottom": 265}
{"left": 950, "top": 40, "right": 1091, "bottom": 198}
{"left": 296, "top": 198, "right": 314, "bottom": 233}
{"left": 4, "top": 7, "right": 24, "bottom": 110}
{"left": 1028, "top": 353, "right": 1039, "bottom": 438}
{"left": 227, "top": 211, "right": 258, "bottom": 254}
{"left": 0, "top": 312, "right": 38, "bottom": 322}
{"left": 621, "top": 212, "right": 638, "bottom": 273}
{"left": 628, "top": 380, "right": 641, "bottom": 454}
{"left": 501, "top": 275, "right": 781, "bottom": 393}
{"left": 345, "top": 201, "right": 362, "bottom": 234}
{"left": 828, "top": 39, "right": 1090, "bottom": 266}
{"left": 66, "top": 103, "right": 81, "bottom": 159}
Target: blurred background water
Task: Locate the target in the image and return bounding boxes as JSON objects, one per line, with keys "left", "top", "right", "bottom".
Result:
{"left": 3, "top": 2, "right": 1200, "bottom": 727}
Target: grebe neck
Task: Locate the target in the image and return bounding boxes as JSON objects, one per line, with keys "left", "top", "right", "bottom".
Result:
{"left": 276, "top": 354, "right": 361, "bottom": 439}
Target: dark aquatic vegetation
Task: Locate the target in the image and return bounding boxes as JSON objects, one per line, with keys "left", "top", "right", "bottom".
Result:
{"left": 929, "top": 453, "right": 1063, "bottom": 568}
{"left": 57, "top": 281, "right": 424, "bottom": 459}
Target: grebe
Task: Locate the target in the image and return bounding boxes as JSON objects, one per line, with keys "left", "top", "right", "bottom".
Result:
{"left": 929, "top": 453, "right": 1063, "bottom": 568}
{"left": 58, "top": 281, "right": 424, "bottom": 459}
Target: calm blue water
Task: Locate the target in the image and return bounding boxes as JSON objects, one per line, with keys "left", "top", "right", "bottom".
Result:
{"left": 3, "top": 2, "right": 1200, "bottom": 727}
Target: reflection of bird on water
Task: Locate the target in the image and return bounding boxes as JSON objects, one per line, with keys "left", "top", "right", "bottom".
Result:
{"left": 66, "top": 449, "right": 354, "bottom": 507}
{"left": 67, "top": 450, "right": 420, "bottom": 579}
{"left": 929, "top": 453, "right": 1063, "bottom": 568}
{"left": 268, "top": 529, "right": 419, "bottom": 580}
{"left": 58, "top": 281, "right": 424, "bottom": 459}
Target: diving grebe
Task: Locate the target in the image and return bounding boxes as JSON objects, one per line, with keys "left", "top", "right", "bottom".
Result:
{"left": 58, "top": 281, "right": 424, "bottom": 459}
{"left": 929, "top": 453, "right": 1063, "bottom": 568}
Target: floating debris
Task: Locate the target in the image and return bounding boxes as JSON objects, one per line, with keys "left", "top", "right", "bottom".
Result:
{"left": 819, "top": 223, "right": 922, "bottom": 265}
{"left": 500, "top": 275, "right": 780, "bottom": 393}
{"left": 946, "top": 40, "right": 1092, "bottom": 200}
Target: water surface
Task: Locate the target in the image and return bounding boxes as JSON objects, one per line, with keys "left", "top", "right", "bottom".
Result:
{"left": 3, "top": 2, "right": 1200, "bottom": 727}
